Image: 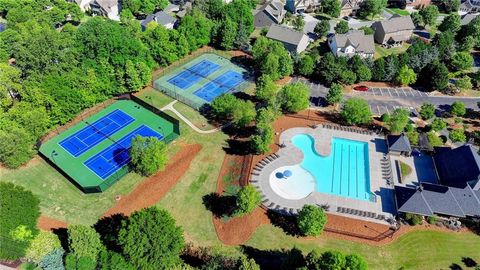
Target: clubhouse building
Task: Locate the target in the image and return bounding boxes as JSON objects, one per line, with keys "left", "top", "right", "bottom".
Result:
{"left": 394, "top": 144, "right": 480, "bottom": 219}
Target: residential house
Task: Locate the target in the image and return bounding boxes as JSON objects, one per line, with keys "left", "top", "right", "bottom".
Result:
{"left": 253, "top": 0, "right": 286, "bottom": 28}
{"left": 176, "top": 2, "right": 193, "bottom": 18}
{"left": 90, "top": 0, "right": 120, "bottom": 21}
{"left": 327, "top": 30, "right": 375, "bottom": 58}
{"left": 341, "top": 0, "right": 364, "bottom": 17}
{"left": 141, "top": 11, "right": 177, "bottom": 30}
{"left": 286, "top": 0, "right": 321, "bottom": 13}
{"left": 372, "top": 15, "right": 415, "bottom": 46}
{"left": 68, "top": 0, "right": 120, "bottom": 21}
{"left": 406, "top": 0, "right": 431, "bottom": 7}
{"left": 461, "top": 13, "right": 480, "bottom": 25}
{"left": 387, "top": 134, "right": 412, "bottom": 156}
{"left": 266, "top": 24, "right": 310, "bottom": 53}
{"left": 460, "top": 0, "right": 480, "bottom": 13}
{"left": 394, "top": 144, "right": 480, "bottom": 219}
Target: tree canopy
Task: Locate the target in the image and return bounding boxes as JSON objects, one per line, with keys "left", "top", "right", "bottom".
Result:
{"left": 236, "top": 185, "right": 262, "bottom": 215}
{"left": 0, "top": 182, "right": 40, "bottom": 260}
{"left": 340, "top": 98, "right": 372, "bottom": 125}
{"left": 129, "top": 136, "right": 168, "bottom": 176}
{"left": 119, "top": 207, "right": 185, "bottom": 270}
{"left": 278, "top": 82, "right": 310, "bottom": 113}
{"left": 297, "top": 205, "right": 327, "bottom": 236}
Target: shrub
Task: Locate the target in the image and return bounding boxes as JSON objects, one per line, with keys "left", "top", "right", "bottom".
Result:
{"left": 297, "top": 205, "right": 327, "bottom": 236}
{"left": 297, "top": 55, "right": 315, "bottom": 76}
{"left": 427, "top": 215, "right": 437, "bottom": 224}
{"left": 405, "top": 213, "right": 423, "bottom": 225}
{"left": 97, "top": 250, "right": 135, "bottom": 270}
{"left": 345, "top": 254, "right": 368, "bottom": 270}
{"left": 68, "top": 225, "right": 102, "bottom": 261}
{"left": 381, "top": 113, "right": 390, "bottom": 123}
{"left": 26, "top": 231, "right": 62, "bottom": 263}
{"left": 450, "top": 101, "right": 466, "bottom": 117}
{"left": 119, "top": 207, "right": 185, "bottom": 270}
{"left": 427, "top": 132, "right": 443, "bottom": 147}
{"left": 0, "top": 182, "right": 40, "bottom": 260}
{"left": 38, "top": 248, "right": 65, "bottom": 270}
{"left": 340, "top": 98, "right": 372, "bottom": 125}
{"left": 236, "top": 185, "right": 262, "bottom": 215}
{"left": 232, "top": 100, "right": 256, "bottom": 127}
{"left": 449, "top": 129, "right": 466, "bottom": 142}
{"left": 396, "top": 65, "right": 417, "bottom": 86}
{"left": 431, "top": 118, "right": 447, "bottom": 131}
{"left": 406, "top": 131, "right": 419, "bottom": 145}
{"left": 129, "top": 136, "right": 167, "bottom": 176}
{"left": 419, "top": 103, "right": 435, "bottom": 120}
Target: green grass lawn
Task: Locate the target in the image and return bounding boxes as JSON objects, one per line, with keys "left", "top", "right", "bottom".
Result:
{"left": 247, "top": 225, "right": 480, "bottom": 270}
{"left": 172, "top": 100, "right": 216, "bottom": 130}
{"left": 374, "top": 43, "right": 410, "bottom": 59}
{"left": 136, "top": 87, "right": 175, "bottom": 109}
{"left": 384, "top": 8, "right": 410, "bottom": 16}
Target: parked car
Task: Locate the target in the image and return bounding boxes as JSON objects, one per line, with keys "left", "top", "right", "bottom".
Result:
{"left": 353, "top": 85, "right": 369, "bottom": 91}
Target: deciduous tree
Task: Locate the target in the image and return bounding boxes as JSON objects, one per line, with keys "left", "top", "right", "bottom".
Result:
{"left": 340, "top": 98, "right": 372, "bottom": 125}
{"left": 119, "top": 207, "right": 184, "bottom": 270}
{"left": 130, "top": 136, "right": 167, "bottom": 176}
{"left": 297, "top": 205, "right": 327, "bottom": 236}
{"left": 236, "top": 185, "right": 261, "bottom": 215}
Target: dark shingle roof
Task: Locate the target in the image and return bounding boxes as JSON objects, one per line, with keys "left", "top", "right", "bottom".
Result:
{"left": 266, "top": 24, "right": 306, "bottom": 46}
{"left": 395, "top": 183, "right": 480, "bottom": 218}
{"left": 433, "top": 144, "right": 480, "bottom": 188}
{"left": 387, "top": 134, "right": 412, "bottom": 153}
{"left": 141, "top": 11, "right": 176, "bottom": 28}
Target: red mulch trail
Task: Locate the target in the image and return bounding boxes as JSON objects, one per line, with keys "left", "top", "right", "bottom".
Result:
{"left": 103, "top": 144, "right": 202, "bottom": 217}
{"left": 212, "top": 154, "right": 270, "bottom": 245}
{"left": 37, "top": 215, "right": 68, "bottom": 231}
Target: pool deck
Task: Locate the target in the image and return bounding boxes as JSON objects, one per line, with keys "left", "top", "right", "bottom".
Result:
{"left": 251, "top": 125, "right": 396, "bottom": 226}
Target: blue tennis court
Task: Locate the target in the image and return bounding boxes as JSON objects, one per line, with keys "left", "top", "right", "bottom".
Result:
{"left": 84, "top": 125, "right": 163, "bottom": 180}
{"left": 193, "top": 71, "right": 245, "bottom": 102}
{"left": 167, "top": 60, "right": 220, "bottom": 89}
{"left": 59, "top": 109, "right": 134, "bottom": 157}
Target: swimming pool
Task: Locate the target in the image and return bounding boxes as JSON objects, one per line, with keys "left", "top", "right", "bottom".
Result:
{"left": 270, "top": 134, "right": 373, "bottom": 201}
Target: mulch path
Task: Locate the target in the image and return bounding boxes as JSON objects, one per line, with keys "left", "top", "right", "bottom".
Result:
{"left": 103, "top": 144, "right": 202, "bottom": 217}
{"left": 37, "top": 215, "right": 69, "bottom": 231}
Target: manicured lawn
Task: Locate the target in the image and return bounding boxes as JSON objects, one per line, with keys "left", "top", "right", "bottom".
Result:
{"left": 375, "top": 43, "right": 410, "bottom": 59}
{"left": 173, "top": 100, "right": 216, "bottom": 130}
{"left": 399, "top": 161, "right": 412, "bottom": 179}
{"left": 384, "top": 8, "right": 410, "bottom": 16}
{"left": 0, "top": 157, "right": 144, "bottom": 225}
{"left": 135, "top": 87, "right": 175, "bottom": 109}
{"left": 246, "top": 225, "right": 480, "bottom": 270}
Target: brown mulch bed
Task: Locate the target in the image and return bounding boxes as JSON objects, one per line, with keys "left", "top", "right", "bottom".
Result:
{"left": 212, "top": 154, "right": 270, "bottom": 245}
{"left": 37, "top": 215, "right": 68, "bottom": 231}
{"left": 103, "top": 144, "right": 202, "bottom": 217}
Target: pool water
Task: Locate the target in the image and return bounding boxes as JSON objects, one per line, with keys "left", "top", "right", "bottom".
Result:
{"left": 291, "top": 134, "right": 372, "bottom": 201}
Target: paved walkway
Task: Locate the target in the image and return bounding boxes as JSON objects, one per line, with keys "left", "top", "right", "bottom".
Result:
{"left": 160, "top": 100, "right": 220, "bottom": 134}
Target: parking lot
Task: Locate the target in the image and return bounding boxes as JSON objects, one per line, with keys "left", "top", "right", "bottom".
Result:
{"left": 353, "top": 87, "right": 430, "bottom": 98}
{"left": 367, "top": 103, "right": 418, "bottom": 116}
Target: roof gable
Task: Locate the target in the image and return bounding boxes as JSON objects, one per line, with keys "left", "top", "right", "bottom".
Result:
{"left": 434, "top": 144, "right": 480, "bottom": 188}
{"left": 387, "top": 134, "right": 412, "bottom": 152}
{"left": 266, "top": 24, "right": 306, "bottom": 46}
{"left": 376, "top": 15, "right": 415, "bottom": 34}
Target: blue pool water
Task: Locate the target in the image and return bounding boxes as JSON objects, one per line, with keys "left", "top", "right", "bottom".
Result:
{"left": 291, "top": 134, "right": 372, "bottom": 201}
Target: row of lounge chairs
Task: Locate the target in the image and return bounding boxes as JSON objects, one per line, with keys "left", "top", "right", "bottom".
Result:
{"left": 337, "top": 206, "right": 386, "bottom": 221}
{"left": 321, "top": 124, "right": 375, "bottom": 136}
{"left": 381, "top": 155, "right": 393, "bottom": 186}
{"left": 251, "top": 153, "right": 280, "bottom": 176}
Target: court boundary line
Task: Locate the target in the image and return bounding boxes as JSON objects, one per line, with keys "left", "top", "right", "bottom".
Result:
{"left": 58, "top": 109, "right": 135, "bottom": 157}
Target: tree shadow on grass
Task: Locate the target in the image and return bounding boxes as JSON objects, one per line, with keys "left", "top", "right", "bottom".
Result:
{"left": 266, "top": 210, "right": 301, "bottom": 237}
{"left": 94, "top": 213, "right": 127, "bottom": 253}
{"left": 222, "top": 138, "right": 253, "bottom": 155}
{"left": 449, "top": 263, "right": 463, "bottom": 270}
{"left": 240, "top": 245, "right": 303, "bottom": 270}
{"left": 462, "top": 257, "right": 477, "bottom": 267}
{"left": 202, "top": 193, "right": 237, "bottom": 218}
